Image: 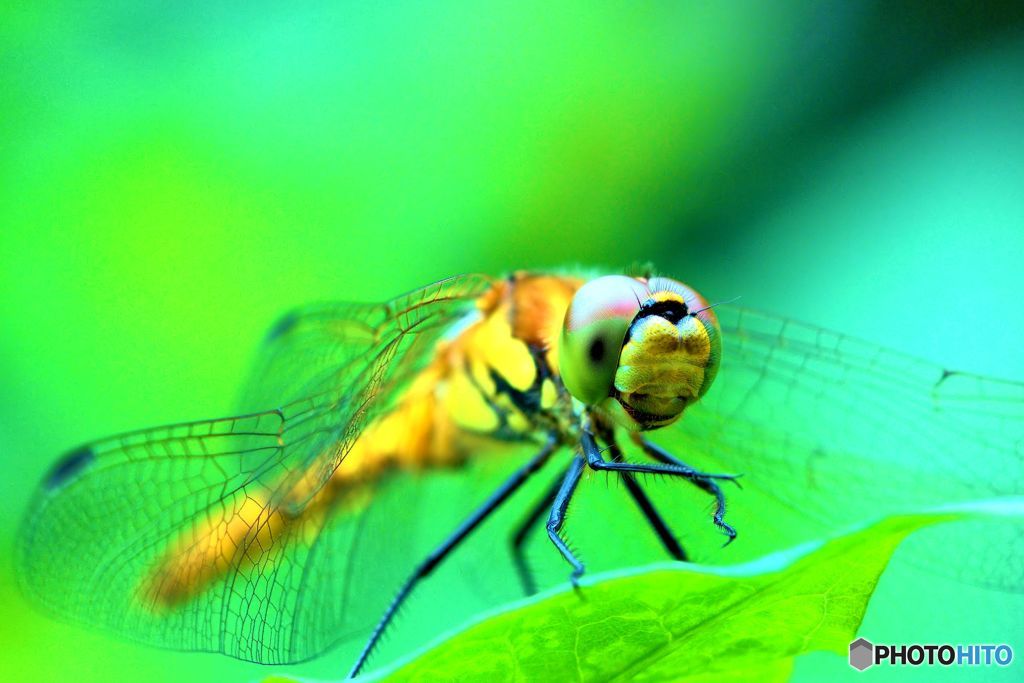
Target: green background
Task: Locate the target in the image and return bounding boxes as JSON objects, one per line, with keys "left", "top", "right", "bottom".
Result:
{"left": 2, "top": 2, "right": 1023, "bottom": 681}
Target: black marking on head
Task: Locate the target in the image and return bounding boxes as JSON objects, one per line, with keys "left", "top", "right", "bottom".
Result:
{"left": 636, "top": 299, "right": 688, "bottom": 324}
{"left": 266, "top": 311, "right": 299, "bottom": 342}
{"left": 44, "top": 447, "right": 95, "bottom": 491}
{"left": 588, "top": 337, "right": 605, "bottom": 363}
{"left": 624, "top": 299, "right": 689, "bottom": 345}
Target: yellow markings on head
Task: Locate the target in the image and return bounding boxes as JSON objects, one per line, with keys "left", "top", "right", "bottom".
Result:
{"left": 646, "top": 289, "right": 684, "bottom": 305}
{"left": 601, "top": 281, "right": 722, "bottom": 431}
{"left": 617, "top": 314, "right": 712, "bottom": 399}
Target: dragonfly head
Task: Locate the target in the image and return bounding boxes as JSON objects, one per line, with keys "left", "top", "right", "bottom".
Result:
{"left": 558, "top": 274, "right": 721, "bottom": 431}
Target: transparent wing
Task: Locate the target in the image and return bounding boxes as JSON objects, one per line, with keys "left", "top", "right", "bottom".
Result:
{"left": 655, "top": 305, "right": 1024, "bottom": 590}
{"left": 15, "top": 273, "right": 496, "bottom": 663}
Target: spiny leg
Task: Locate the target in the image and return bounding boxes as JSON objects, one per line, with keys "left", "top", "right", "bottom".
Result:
{"left": 594, "top": 428, "right": 687, "bottom": 561}
{"left": 546, "top": 454, "right": 587, "bottom": 587}
{"left": 633, "top": 435, "right": 738, "bottom": 543}
{"left": 509, "top": 473, "right": 563, "bottom": 596}
{"left": 348, "top": 434, "right": 558, "bottom": 678}
{"left": 581, "top": 430, "right": 739, "bottom": 544}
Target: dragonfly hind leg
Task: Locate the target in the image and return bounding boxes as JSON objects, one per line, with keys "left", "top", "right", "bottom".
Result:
{"left": 347, "top": 434, "right": 558, "bottom": 679}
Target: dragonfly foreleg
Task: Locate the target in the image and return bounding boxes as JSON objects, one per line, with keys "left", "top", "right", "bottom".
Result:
{"left": 545, "top": 454, "right": 587, "bottom": 587}
{"left": 509, "top": 472, "right": 563, "bottom": 596}
{"left": 348, "top": 433, "right": 559, "bottom": 679}
{"left": 581, "top": 431, "right": 739, "bottom": 545}
{"left": 635, "top": 437, "right": 739, "bottom": 543}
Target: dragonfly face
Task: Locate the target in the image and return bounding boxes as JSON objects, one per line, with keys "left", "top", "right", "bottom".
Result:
{"left": 559, "top": 275, "right": 722, "bottom": 431}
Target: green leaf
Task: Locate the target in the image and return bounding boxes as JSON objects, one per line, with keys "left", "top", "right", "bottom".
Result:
{"left": 365, "top": 513, "right": 953, "bottom": 682}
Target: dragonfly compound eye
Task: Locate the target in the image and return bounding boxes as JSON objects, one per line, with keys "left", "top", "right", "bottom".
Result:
{"left": 559, "top": 275, "right": 649, "bottom": 406}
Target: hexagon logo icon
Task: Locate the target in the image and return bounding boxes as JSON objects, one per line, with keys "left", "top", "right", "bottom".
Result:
{"left": 849, "top": 638, "right": 874, "bottom": 671}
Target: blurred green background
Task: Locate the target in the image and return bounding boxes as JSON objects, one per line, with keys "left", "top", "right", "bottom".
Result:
{"left": 2, "top": 2, "right": 1023, "bottom": 681}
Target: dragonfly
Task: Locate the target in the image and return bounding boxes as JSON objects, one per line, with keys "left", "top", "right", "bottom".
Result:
{"left": 16, "top": 269, "right": 1024, "bottom": 678}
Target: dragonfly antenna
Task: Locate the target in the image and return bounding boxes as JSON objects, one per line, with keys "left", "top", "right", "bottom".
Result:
{"left": 691, "top": 295, "right": 741, "bottom": 316}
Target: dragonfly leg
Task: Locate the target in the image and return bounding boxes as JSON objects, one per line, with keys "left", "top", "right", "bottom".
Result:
{"left": 582, "top": 431, "right": 739, "bottom": 544}
{"left": 635, "top": 437, "right": 738, "bottom": 543}
{"left": 509, "top": 473, "right": 563, "bottom": 596}
{"left": 348, "top": 434, "right": 558, "bottom": 679}
{"left": 545, "top": 454, "right": 587, "bottom": 587}
{"left": 594, "top": 429, "right": 687, "bottom": 562}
